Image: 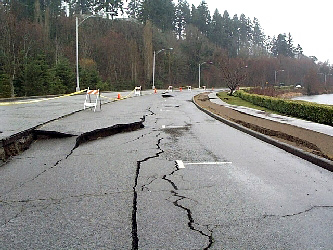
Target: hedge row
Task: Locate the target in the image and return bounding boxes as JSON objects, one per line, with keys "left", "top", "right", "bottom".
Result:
{"left": 235, "top": 90, "right": 333, "bottom": 126}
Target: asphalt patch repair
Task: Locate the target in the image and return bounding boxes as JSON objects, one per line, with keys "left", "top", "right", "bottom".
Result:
{"left": 194, "top": 93, "right": 333, "bottom": 163}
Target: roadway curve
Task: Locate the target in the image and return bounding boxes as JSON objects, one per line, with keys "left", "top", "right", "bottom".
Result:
{"left": 1, "top": 90, "right": 332, "bottom": 249}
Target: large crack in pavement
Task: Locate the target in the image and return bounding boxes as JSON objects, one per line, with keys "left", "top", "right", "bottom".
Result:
{"left": 263, "top": 205, "right": 333, "bottom": 218}
{"left": 73, "top": 119, "right": 145, "bottom": 150}
{"left": 163, "top": 162, "right": 214, "bottom": 249}
{"left": 132, "top": 136, "right": 164, "bottom": 250}
{"left": 1, "top": 119, "right": 145, "bottom": 201}
{"left": 132, "top": 104, "right": 214, "bottom": 249}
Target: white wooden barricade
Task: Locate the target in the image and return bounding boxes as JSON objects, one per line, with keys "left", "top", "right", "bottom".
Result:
{"left": 134, "top": 86, "right": 141, "bottom": 96}
{"left": 84, "top": 88, "right": 101, "bottom": 112}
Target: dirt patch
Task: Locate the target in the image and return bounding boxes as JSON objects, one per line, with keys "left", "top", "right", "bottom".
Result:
{"left": 194, "top": 93, "right": 333, "bottom": 161}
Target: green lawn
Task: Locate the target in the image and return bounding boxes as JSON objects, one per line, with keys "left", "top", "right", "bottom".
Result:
{"left": 216, "top": 91, "right": 275, "bottom": 113}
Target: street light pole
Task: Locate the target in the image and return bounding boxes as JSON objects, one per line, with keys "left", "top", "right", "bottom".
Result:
{"left": 76, "top": 16, "right": 80, "bottom": 92}
{"left": 152, "top": 50, "right": 156, "bottom": 90}
{"left": 199, "top": 62, "right": 204, "bottom": 89}
{"left": 152, "top": 48, "right": 173, "bottom": 90}
{"left": 199, "top": 61, "right": 213, "bottom": 89}
{"left": 274, "top": 69, "right": 285, "bottom": 85}
{"left": 75, "top": 12, "right": 114, "bottom": 92}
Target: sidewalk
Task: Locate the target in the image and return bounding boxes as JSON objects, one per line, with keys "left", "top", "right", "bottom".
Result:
{"left": 194, "top": 92, "right": 333, "bottom": 170}
{"left": 208, "top": 92, "right": 333, "bottom": 137}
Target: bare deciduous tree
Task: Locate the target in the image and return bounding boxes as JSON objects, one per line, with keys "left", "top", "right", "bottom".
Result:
{"left": 220, "top": 57, "right": 248, "bottom": 95}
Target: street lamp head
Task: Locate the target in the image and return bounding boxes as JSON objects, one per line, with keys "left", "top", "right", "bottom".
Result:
{"left": 156, "top": 47, "right": 173, "bottom": 54}
{"left": 200, "top": 61, "right": 213, "bottom": 66}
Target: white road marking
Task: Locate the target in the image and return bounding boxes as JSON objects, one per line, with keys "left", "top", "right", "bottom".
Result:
{"left": 175, "top": 160, "right": 232, "bottom": 169}
{"left": 185, "top": 162, "right": 232, "bottom": 165}
{"left": 162, "top": 125, "right": 187, "bottom": 129}
{"left": 176, "top": 160, "right": 185, "bottom": 169}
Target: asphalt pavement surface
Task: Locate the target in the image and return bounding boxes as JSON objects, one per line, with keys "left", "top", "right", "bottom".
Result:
{"left": 1, "top": 89, "right": 333, "bottom": 249}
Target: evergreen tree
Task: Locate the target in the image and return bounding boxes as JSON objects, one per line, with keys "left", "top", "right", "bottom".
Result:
{"left": 138, "top": 0, "right": 175, "bottom": 32}
{"left": 270, "top": 33, "right": 297, "bottom": 58}
{"left": 295, "top": 44, "right": 303, "bottom": 58}
{"left": 272, "top": 34, "right": 290, "bottom": 57}
{"left": 0, "top": 71, "right": 11, "bottom": 98}
{"left": 79, "top": 67, "right": 103, "bottom": 90}
{"left": 252, "top": 17, "right": 266, "bottom": 56}
{"left": 53, "top": 57, "right": 75, "bottom": 93}
{"left": 15, "top": 54, "right": 50, "bottom": 96}
{"left": 238, "top": 14, "right": 252, "bottom": 56}
{"left": 287, "top": 32, "right": 295, "bottom": 57}
{"left": 65, "top": 0, "right": 93, "bottom": 15}
{"left": 9, "top": 0, "right": 36, "bottom": 20}
{"left": 190, "top": 1, "right": 210, "bottom": 36}
{"left": 209, "top": 9, "right": 223, "bottom": 46}
{"left": 127, "top": 0, "right": 141, "bottom": 18}
{"left": 252, "top": 18, "right": 264, "bottom": 46}
{"left": 221, "top": 10, "right": 234, "bottom": 56}
{"left": 94, "top": 0, "right": 124, "bottom": 19}
{"left": 231, "top": 14, "right": 240, "bottom": 55}
{"left": 175, "top": 0, "right": 190, "bottom": 39}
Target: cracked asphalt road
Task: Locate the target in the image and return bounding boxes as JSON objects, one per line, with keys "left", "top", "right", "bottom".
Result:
{"left": 1, "top": 90, "right": 333, "bottom": 249}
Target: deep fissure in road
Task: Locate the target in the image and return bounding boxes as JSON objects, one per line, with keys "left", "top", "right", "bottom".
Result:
{"left": 132, "top": 137, "right": 164, "bottom": 250}
{"left": 1, "top": 119, "right": 145, "bottom": 203}
{"left": 1, "top": 118, "right": 144, "bottom": 165}
{"left": 163, "top": 163, "right": 214, "bottom": 249}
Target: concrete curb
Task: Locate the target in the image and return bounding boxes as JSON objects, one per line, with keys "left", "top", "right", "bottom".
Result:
{"left": 192, "top": 96, "right": 333, "bottom": 172}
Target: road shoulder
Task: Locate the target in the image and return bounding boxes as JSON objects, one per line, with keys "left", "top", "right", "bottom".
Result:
{"left": 193, "top": 93, "right": 333, "bottom": 171}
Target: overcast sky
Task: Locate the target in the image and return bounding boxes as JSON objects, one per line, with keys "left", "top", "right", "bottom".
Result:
{"left": 187, "top": 0, "right": 332, "bottom": 63}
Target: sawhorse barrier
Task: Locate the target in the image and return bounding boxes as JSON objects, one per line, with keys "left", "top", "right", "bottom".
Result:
{"left": 134, "top": 86, "right": 142, "bottom": 96}
{"left": 84, "top": 88, "right": 101, "bottom": 112}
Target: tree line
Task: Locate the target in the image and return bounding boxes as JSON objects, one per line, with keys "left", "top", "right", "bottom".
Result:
{"left": 0, "top": 0, "right": 332, "bottom": 98}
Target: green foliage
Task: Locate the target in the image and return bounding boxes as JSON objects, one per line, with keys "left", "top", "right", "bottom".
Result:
{"left": 190, "top": 1, "right": 211, "bottom": 36}
{"left": 0, "top": 72, "right": 11, "bottom": 98}
{"left": 13, "top": 54, "right": 75, "bottom": 96}
{"left": 175, "top": 0, "right": 190, "bottom": 39}
{"left": 53, "top": 58, "right": 75, "bottom": 93}
{"left": 139, "top": 0, "right": 175, "bottom": 31}
{"left": 15, "top": 54, "right": 50, "bottom": 96}
{"left": 65, "top": 0, "right": 124, "bottom": 16}
{"left": 47, "top": 75, "right": 67, "bottom": 95}
{"left": 271, "top": 33, "right": 295, "bottom": 58}
{"left": 79, "top": 68, "right": 103, "bottom": 90}
{"left": 96, "top": 81, "right": 110, "bottom": 91}
{"left": 0, "top": 0, "right": 330, "bottom": 98}
{"left": 235, "top": 90, "right": 333, "bottom": 126}
{"left": 217, "top": 91, "right": 272, "bottom": 112}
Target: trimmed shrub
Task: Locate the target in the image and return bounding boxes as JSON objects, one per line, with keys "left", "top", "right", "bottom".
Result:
{"left": 235, "top": 90, "right": 333, "bottom": 126}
